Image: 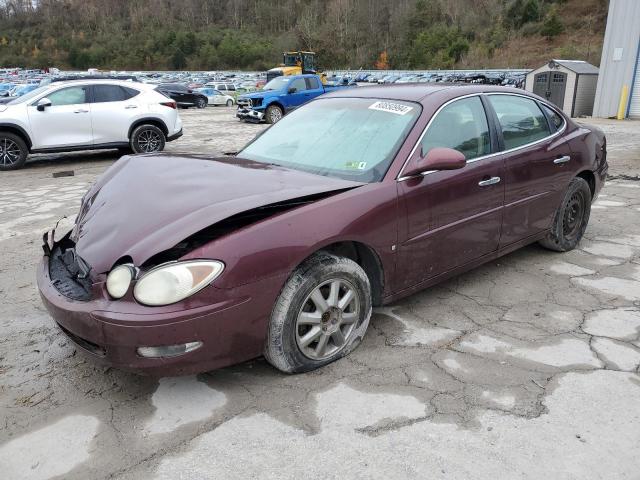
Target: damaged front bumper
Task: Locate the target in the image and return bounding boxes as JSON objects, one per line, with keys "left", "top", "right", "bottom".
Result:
{"left": 37, "top": 231, "right": 284, "bottom": 376}
{"left": 236, "top": 106, "right": 265, "bottom": 122}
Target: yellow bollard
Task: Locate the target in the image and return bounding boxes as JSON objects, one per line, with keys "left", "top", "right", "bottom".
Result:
{"left": 617, "top": 84, "right": 629, "bottom": 120}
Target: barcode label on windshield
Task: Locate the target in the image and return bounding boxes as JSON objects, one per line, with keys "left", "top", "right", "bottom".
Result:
{"left": 368, "top": 101, "right": 413, "bottom": 115}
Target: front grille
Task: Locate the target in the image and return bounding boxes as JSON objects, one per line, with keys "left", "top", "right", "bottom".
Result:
{"left": 237, "top": 98, "right": 251, "bottom": 107}
{"left": 49, "top": 239, "right": 93, "bottom": 301}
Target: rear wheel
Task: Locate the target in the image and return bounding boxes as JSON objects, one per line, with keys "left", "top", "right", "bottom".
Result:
{"left": 265, "top": 104, "right": 283, "bottom": 124}
{"left": 0, "top": 132, "right": 28, "bottom": 171}
{"left": 130, "top": 125, "right": 166, "bottom": 154}
{"left": 264, "top": 252, "right": 372, "bottom": 373}
{"left": 196, "top": 97, "right": 207, "bottom": 109}
{"left": 226, "top": 99, "right": 233, "bottom": 107}
{"left": 539, "top": 177, "right": 591, "bottom": 252}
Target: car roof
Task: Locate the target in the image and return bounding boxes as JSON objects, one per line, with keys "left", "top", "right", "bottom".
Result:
{"left": 321, "top": 83, "right": 533, "bottom": 103}
{"left": 47, "top": 79, "right": 153, "bottom": 90}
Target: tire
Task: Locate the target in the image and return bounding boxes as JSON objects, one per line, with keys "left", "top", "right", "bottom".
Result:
{"left": 539, "top": 177, "right": 591, "bottom": 252}
{"left": 196, "top": 97, "right": 207, "bottom": 109}
{"left": 264, "top": 252, "right": 372, "bottom": 373}
{"left": 130, "top": 124, "right": 166, "bottom": 154}
{"left": 226, "top": 99, "right": 233, "bottom": 107}
{"left": 0, "top": 132, "right": 28, "bottom": 171}
{"left": 265, "top": 104, "right": 284, "bottom": 124}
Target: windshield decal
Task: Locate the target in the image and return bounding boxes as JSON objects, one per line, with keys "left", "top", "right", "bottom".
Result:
{"left": 368, "top": 101, "right": 413, "bottom": 115}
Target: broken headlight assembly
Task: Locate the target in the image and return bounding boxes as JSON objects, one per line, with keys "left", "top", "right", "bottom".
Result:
{"left": 132, "top": 260, "right": 224, "bottom": 306}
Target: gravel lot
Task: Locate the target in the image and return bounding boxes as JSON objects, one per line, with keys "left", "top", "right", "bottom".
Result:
{"left": 1, "top": 107, "right": 639, "bottom": 480}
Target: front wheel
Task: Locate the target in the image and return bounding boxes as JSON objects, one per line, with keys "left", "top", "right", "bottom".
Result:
{"left": 539, "top": 177, "right": 591, "bottom": 252}
{"left": 0, "top": 132, "right": 28, "bottom": 171}
{"left": 265, "top": 104, "right": 283, "bottom": 124}
{"left": 226, "top": 99, "right": 233, "bottom": 107}
{"left": 196, "top": 98, "right": 207, "bottom": 109}
{"left": 264, "top": 252, "right": 372, "bottom": 373}
{"left": 130, "top": 125, "right": 166, "bottom": 154}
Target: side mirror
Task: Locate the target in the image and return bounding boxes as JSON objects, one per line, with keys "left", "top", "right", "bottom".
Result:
{"left": 403, "top": 147, "right": 466, "bottom": 177}
{"left": 287, "top": 87, "right": 297, "bottom": 94}
{"left": 36, "top": 97, "right": 52, "bottom": 111}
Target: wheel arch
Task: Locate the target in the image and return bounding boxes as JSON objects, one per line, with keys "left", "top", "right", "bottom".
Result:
{"left": 128, "top": 118, "right": 168, "bottom": 139}
{"left": 265, "top": 100, "right": 285, "bottom": 113}
{"left": 0, "top": 123, "right": 32, "bottom": 150}
{"left": 576, "top": 170, "right": 595, "bottom": 198}
{"left": 308, "top": 240, "right": 385, "bottom": 307}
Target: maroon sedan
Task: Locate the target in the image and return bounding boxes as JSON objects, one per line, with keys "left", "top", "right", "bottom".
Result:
{"left": 37, "top": 85, "right": 607, "bottom": 375}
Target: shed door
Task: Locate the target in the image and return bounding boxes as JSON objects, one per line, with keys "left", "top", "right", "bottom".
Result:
{"left": 629, "top": 47, "right": 640, "bottom": 118}
{"left": 548, "top": 72, "right": 567, "bottom": 109}
{"left": 533, "top": 73, "right": 548, "bottom": 98}
{"left": 532, "top": 71, "right": 566, "bottom": 110}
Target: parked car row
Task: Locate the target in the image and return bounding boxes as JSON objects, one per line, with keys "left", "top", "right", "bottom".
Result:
{"left": 335, "top": 70, "right": 527, "bottom": 88}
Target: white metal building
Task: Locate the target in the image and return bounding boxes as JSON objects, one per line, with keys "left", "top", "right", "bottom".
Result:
{"left": 525, "top": 59, "right": 599, "bottom": 117}
{"left": 592, "top": 0, "right": 640, "bottom": 118}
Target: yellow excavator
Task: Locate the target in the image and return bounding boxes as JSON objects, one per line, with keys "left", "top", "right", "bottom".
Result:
{"left": 266, "top": 51, "right": 328, "bottom": 84}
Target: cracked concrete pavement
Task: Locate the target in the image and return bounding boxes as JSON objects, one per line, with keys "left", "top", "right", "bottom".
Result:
{"left": 0, "top": 108, "right": 639, "bottom": 479}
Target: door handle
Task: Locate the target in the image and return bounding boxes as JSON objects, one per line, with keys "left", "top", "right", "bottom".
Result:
{"left": 73, "top": 109, "right": 89, "bottom": 113}
{"left": 478, "top": 176, "right": 501, "bottom": 187}
{"left": 124, "top": 105, "right": 138, "bottom": 109}
{"left": 553, "top": 155, "right": 571, "bottom": 165}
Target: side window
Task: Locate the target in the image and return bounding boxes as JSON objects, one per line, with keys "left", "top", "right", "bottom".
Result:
{"left": 289, "top": 78, "right": 306, "bottom": 93}
{"left": 92, "top": 85, "right": 128, "bottom": 103}
{"left": 122, "top": 87, "right": 139, "bottom": 100}
{"left": 421, "top": 96, "right": 491, "bottom": 160}
{"left": 47, "top": 86, "right": 88, "bottom": 106}
{"left": 218, "top": 85, "right": 226, "bottom": 91}
{"left": 541, "top": 103, "right": 564, "bottom": 132}
{"left": 305, "top": 77, "right": 320, "bottom": 90}
{"left": 488, "top": 95, "right": 551, "bottom": 150}
{"left": 227, "top": 84, "right": 236, "bottom": 91}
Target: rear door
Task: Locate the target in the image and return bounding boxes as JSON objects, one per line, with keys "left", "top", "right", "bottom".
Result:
{"left": 27, "top": 85, "right": 93, "bottom": 149}
{"left": 89, "top": 84, "right": 140, "bottom": 144}
{"left": 486, "top": 94, "right": 572, "bottom": 247}
{"left": 398, "top": 95, "right": 504, "bottom": 287}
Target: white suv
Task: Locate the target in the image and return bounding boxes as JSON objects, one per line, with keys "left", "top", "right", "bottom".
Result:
{"left": 0, "top": 79, "right": 183, "bottom": 170}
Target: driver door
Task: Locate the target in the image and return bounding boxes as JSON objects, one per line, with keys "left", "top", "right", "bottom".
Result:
{"left": 397, "top": 95, "right": 504, "bottom": 288}
{"left": 287, "top": 78, "right": 310, "bottom": 109}
{"left": 27, "top": 85, "right": 93, "bottom": 149}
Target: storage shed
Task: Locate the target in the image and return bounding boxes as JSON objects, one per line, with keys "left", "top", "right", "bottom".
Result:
{"left": 525, "top": 59, "right": 599, "bottom": 117}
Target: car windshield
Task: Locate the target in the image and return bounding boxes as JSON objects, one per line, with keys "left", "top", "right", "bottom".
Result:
{"left": 239, "top": 97, "right": 421, "bottom": 182}
{"left": 262, "top": 77, "right": 290, "bottom": 91}
{"left": 7, "top": 85, "right": 49, "bottom": 105}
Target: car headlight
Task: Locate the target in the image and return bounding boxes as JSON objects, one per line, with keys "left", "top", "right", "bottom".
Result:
{"left": 133, "top": 260, "right": 224, "bottom": 306}
{"left": 106, "top": 264, "right": 135, "bottom": 299}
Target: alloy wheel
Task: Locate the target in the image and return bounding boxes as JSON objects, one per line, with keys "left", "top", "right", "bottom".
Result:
{"left": 295, "top": 278, "right": 360, "bottom": 360}
{"left": 269, "top": 107, "right": 282, "bottom": 123}
{"left": 137, "top": 130, "right": 162, "bottom": 153}
{"left": 0, "top": 138, "right": 21, "bottom": 167}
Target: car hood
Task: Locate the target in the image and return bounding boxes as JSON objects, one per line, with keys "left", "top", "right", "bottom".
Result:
{"left": 239, "top": 90, "right": 280, "bottom": 101}
{"left": 72, "top": 154, "right": 363, "bottom": 274}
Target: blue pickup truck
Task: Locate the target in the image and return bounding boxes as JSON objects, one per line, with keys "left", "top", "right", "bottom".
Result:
{"left": 236, "top": 74, "right": 352, "bottom": 124}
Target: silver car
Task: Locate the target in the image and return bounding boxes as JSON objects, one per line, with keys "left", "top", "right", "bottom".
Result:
{"left": 196, "top": 88, "right": 235, "bottom": 107}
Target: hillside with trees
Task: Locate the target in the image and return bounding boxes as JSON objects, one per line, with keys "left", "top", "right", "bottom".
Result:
{"left": 0, "top": 0, "right": 608, "bottom": 71}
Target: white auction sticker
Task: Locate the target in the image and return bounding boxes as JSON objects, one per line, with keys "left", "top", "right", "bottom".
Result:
{"left": 368, "top": 101, "right": 413, "bottom": 115}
